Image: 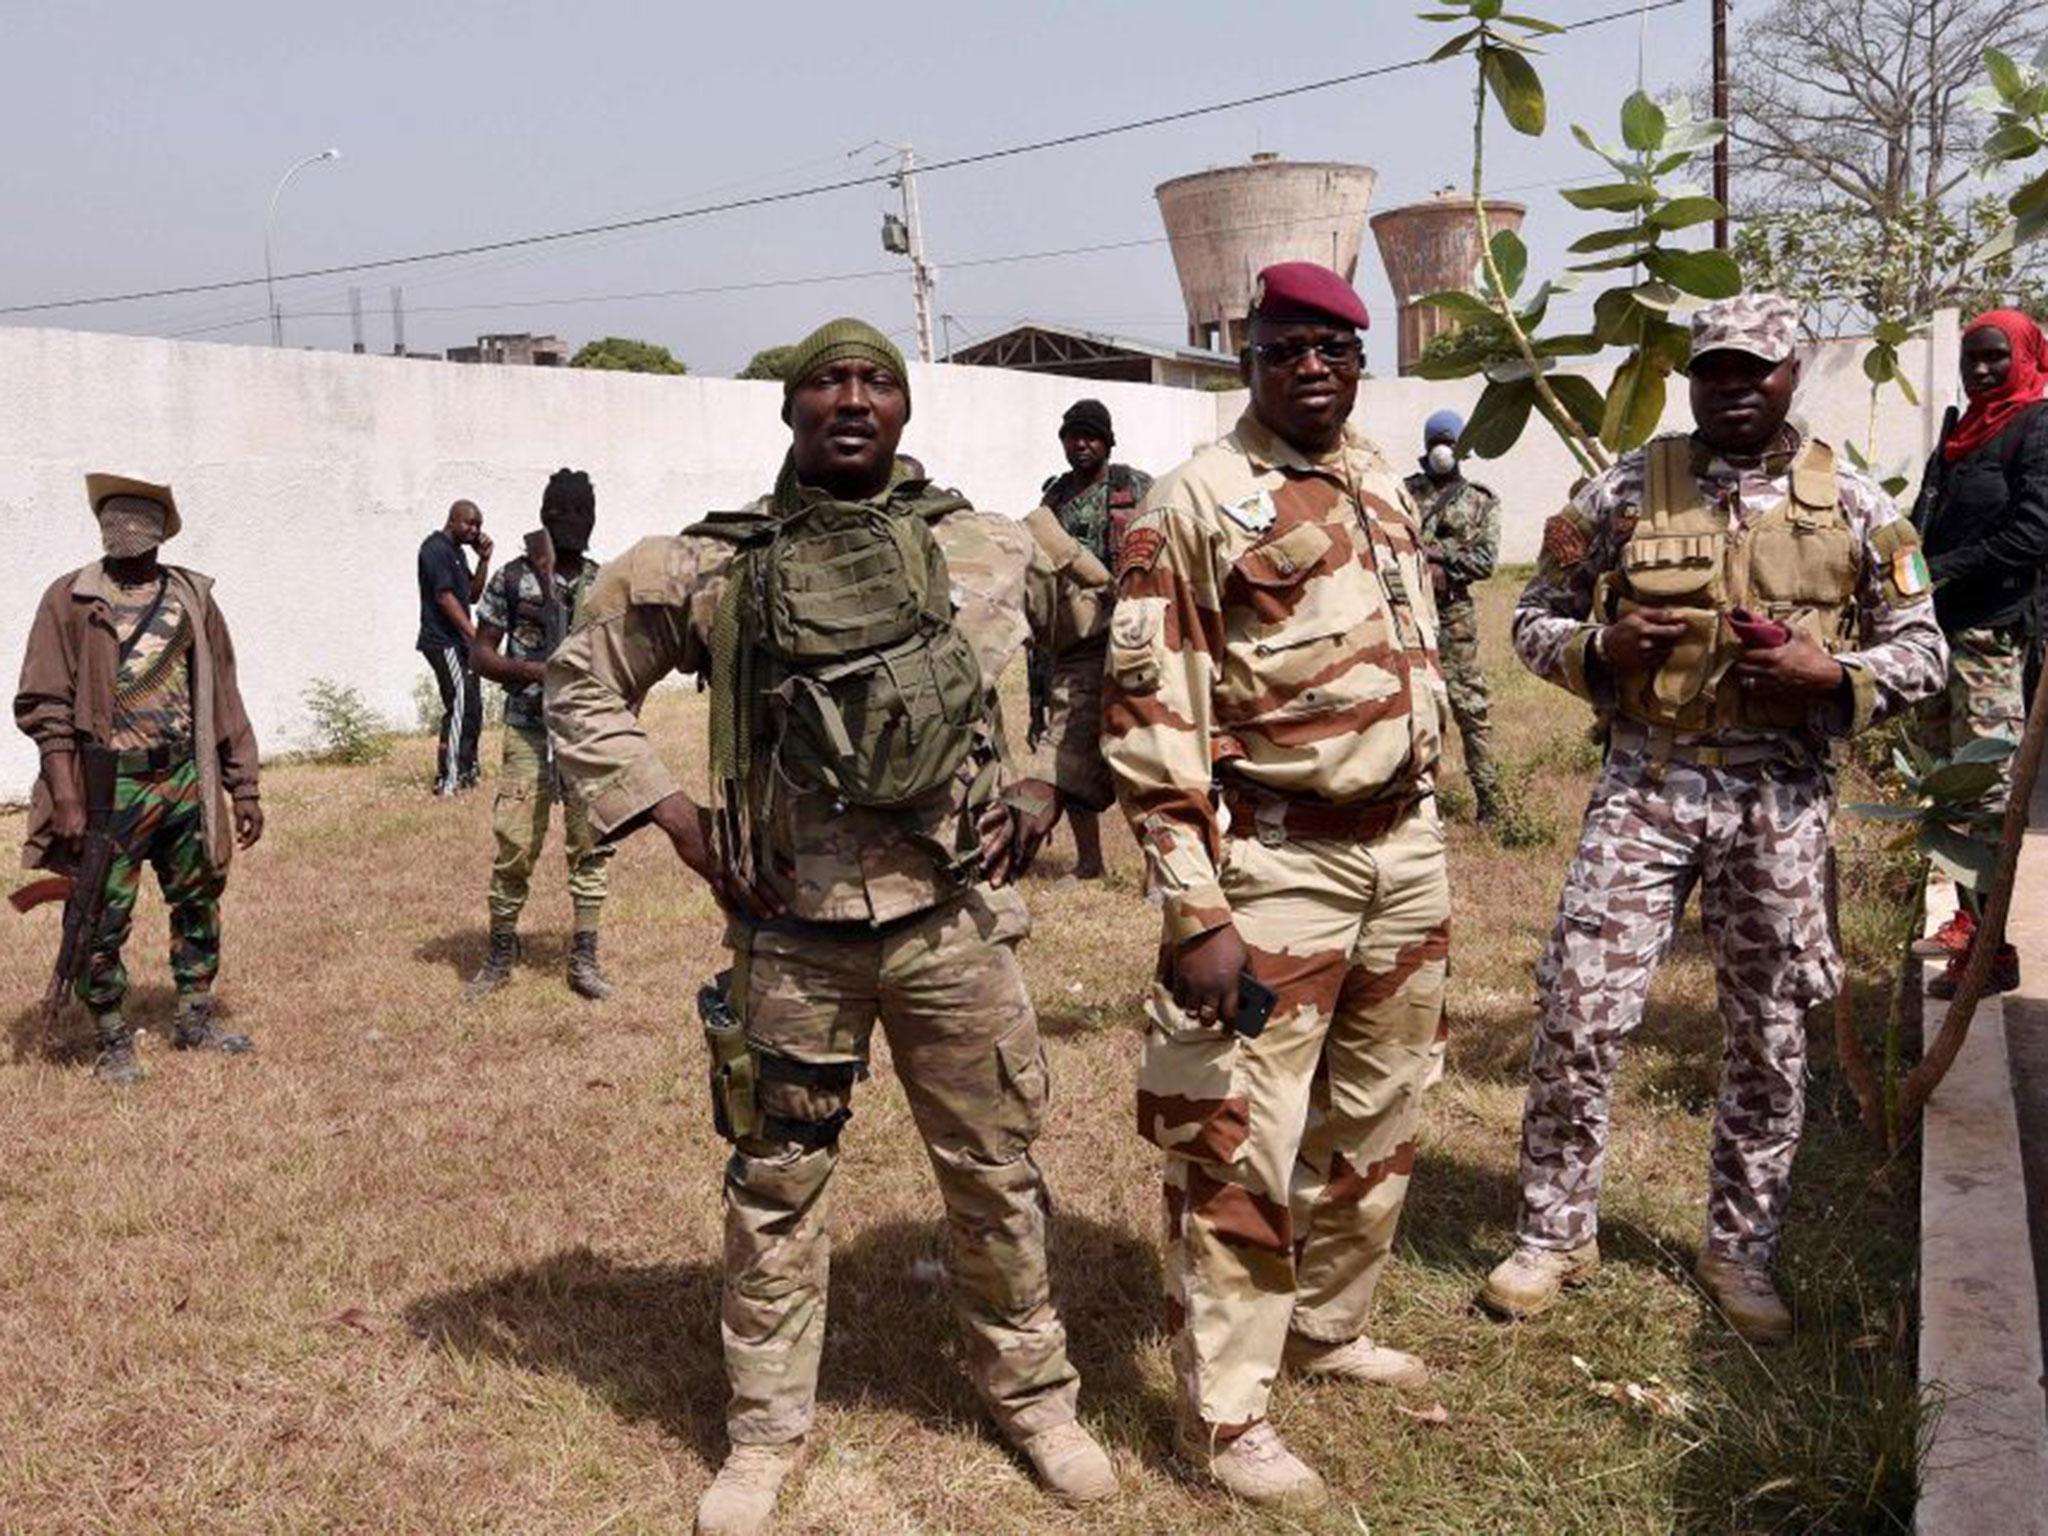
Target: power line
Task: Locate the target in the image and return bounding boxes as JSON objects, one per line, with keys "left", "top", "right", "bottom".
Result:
{"left": 0, "top": 0, "right": 1689, "bottom": 321}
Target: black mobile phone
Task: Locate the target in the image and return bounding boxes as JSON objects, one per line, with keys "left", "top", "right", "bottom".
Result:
{"left": 1234, "top": 972, "right": 1279, "bottom": 1039}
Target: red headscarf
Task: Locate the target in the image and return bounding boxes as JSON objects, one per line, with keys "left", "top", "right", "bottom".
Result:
{"left": 1944, "top": 308, "right": 2048, "bottom": 461}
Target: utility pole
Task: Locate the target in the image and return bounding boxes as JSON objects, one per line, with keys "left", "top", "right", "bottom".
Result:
{"left": 1712, "top": 0, "right": 1730, "bottom": 250}
{"left": 894, "top": 145, "right": 937, "bottom": 364}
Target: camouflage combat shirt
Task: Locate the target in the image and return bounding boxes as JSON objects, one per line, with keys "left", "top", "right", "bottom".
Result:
{"left": 546, "top": 475, "right": 1069, "bottom": 927}
{"left": 1102, "top": 410, "right": 1446, "bottom": 945}
{"left": 1404, "top": 472, "right": 1501, "bottom": 602}
{"left": 1041, "top": 462, "right": 1154, "bottom": 569}
{"left": 1513, "top": 429, "right": 1947, "bottom": 746}
{"left": 478, "top": 555, "right": 602, "bottom": 729}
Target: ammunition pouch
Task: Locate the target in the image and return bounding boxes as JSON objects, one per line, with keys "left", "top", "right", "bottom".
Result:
{"left": 1601, "top": 436, "right": 1862, "bottom": 737}
{"left": 697, "top": 970, "right": 861, "bottom": 1150}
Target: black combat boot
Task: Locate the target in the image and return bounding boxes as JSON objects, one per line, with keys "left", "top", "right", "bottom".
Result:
{"left": 171, "top": 994, "right": 254, "bottom": 1054}
{"left": 92, "top": 1012, "right": 144, "bottom": 1086}
{"left": 464, "top": 926, "right": 520, "bottom": 1002}
{"left": 567, "top": 930, "right": 613, "bottom": 1001}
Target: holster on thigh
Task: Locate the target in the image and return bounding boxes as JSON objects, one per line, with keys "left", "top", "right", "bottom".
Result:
{"left": 699, "top": 970, "right": 862, "bottom": 1149}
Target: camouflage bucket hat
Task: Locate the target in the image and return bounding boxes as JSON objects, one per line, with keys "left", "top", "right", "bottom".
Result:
{"left": 1685, "top": 294, "right": 1800, "bottom": 372}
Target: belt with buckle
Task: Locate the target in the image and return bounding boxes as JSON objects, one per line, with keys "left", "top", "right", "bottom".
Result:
{"left": 1221, "top": 785, "right": 1416, "bottom": 847}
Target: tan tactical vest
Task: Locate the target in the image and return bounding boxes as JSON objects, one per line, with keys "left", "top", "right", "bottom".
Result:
{"left": 1596, "top": 436, "right": 1860, "bottom": 733}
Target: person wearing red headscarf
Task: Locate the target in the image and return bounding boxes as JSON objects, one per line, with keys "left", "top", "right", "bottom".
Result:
{"left": 1910, "top": 308, "right": 2048, "bottom": 995}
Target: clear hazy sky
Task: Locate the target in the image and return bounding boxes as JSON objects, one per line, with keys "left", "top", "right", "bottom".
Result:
{"left": 2, "top": 1, "right": 1706, "bottom": 375}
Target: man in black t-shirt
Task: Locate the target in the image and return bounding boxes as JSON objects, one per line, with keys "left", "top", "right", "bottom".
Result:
{"left": 417, "top": 499, "right": 492, "bottom": 795}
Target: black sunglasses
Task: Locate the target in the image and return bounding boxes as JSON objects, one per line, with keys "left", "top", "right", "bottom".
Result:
{"left": 1248, "top": 337, "right": 1364, "bottom": 371}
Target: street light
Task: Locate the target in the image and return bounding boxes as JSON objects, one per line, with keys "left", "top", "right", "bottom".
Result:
{"left": 265, "top": 148, "right": 341, "bottom": 347}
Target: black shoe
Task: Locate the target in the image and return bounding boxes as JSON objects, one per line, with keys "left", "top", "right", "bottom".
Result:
{"left": 567, "top": 930, "right": 614, "bottom": 1001}
{"left": 171, "top": 995, "right": 254, "bottom": 1054}
{"left": 465, "top": 928, "right": 521, "bottom": 1001}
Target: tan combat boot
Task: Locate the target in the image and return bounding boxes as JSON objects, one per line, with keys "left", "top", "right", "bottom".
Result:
{"left": 1479, "top": 1240, "right": 1601, "bottom": 1319}
{"left": 1014, "top": 1420, "right": 1117, "bottom": 1505}
{"left": 1283, "top": 1332, "right": 1430, "bottom": 1390}
{"left": 1695, "top": 1253, "right": 1793, "bottom": 1346}
{"left": 1176, "top": 1418, "right": 1329, "bottom": 1509}
{"left": 695, "top": 1440, "right": 804, "bottom": 1536}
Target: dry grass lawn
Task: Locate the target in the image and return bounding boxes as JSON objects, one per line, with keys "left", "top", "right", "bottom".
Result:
{"left": 1, "top": 576, "right": 1924, "bottom": 1534}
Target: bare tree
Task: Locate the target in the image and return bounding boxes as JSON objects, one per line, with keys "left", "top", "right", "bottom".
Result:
{"left": 1727, "top": 0, "right": 2047, "bottom": 327}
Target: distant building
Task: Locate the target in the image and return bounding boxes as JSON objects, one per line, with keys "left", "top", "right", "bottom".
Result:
{"left": 446, "top": 333, "right": 569, "bottom": 367}
{"left": 945, "top": 321, "right": 1239, "bottom": 390}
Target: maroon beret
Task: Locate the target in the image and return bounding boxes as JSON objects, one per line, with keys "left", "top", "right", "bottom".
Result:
{"left": 1249, "top": 261, "right": 1370, "bottom": 330}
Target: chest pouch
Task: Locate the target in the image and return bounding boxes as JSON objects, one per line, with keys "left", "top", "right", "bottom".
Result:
{"left": 748, "top": 499, "right": 986, "bottom": 810}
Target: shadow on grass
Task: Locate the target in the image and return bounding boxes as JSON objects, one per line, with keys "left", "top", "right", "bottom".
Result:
{"left": 414, "top": 926, "right": 578, "bottom": 980}
{"left": 6, "top": 981, "right": 188, "bottom": 1064}
{"left": 403, "top": 1211, "right": 1166, "bottom": 1472}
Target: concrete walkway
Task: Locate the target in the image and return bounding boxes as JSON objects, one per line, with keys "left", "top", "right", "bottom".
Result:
{"left": 1916, "top": 772, "right": 2048, "bottom": 1535}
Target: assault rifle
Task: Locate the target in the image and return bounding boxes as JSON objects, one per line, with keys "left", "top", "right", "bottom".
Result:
{"left": 9, "top": 745, "right": 119, "bottom": 1032}
{"left": 524, "top": 527, "right": 567, "bottom": 657}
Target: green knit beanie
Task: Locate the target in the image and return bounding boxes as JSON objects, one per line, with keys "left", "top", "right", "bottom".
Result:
{"left": 781, "top": 317, "right": 911, "bottom": 419}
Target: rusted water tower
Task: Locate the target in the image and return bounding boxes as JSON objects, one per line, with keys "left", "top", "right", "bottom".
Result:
{"left": 1155, "top": 154, "right": 1378, "bottom": 354}
{"left": 1370, "top": 193, "right": 1527, "bottom": 375}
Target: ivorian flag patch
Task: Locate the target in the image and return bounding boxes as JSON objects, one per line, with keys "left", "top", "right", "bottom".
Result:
{"left": 1893, "top": 547, "right": 1931, "bottom": 597}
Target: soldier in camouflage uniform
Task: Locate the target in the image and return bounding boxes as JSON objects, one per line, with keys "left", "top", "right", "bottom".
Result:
{"left": 546, "top": 319, "right": 1115, "bottom": 1536}
{"left": 1480, "top": 295, "right": 1947, "bottom": 1345}
{"left": 15, "top": 475, "right": 264, "bottom": 1084}
{"left": 1027, "top": 398, "right": 1152, "bottom": 878}
{"left": 1405, "top": 409, "right": 1502, "bottom": 820}
{"left": 466, "top": 468, "right": 616, "bottom": 1002}
{"left": 1102, "top": 263, "right": 1450, "bottom": 1509}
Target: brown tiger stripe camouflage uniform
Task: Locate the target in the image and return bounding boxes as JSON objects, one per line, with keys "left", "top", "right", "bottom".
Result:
{"left": 1103, "top": 407, "right": 1450, "bottom": 1432}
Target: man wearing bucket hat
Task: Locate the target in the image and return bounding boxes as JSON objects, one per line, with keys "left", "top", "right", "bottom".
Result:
{"left": 545, "top": 318, "right": 1116, "bottom": 1534}
{"left": 1481, "top": 294, "right": 1946, "bottom": 1343}
{"left": 1102, "top": 262, "right": 1452, "bottom": 1507}
{"left": 1025, "top": 397, "right": 1153, "bottom": 878}
{"left": 1406, "top": 408, "right": 1503, "bottom": 821}
{"left": 14, "top": 475, "right": 264, "bottom": 1084}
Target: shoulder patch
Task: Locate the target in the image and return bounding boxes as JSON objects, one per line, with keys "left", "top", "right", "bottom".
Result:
{"left": 1118, "top": 525, "right": 1166, "bottom": 578}
{"left": 1541, "top": 508, "right": 1592, "bottom": 572}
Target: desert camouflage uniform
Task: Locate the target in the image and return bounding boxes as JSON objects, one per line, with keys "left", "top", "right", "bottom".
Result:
{"left": 1025, "top": 465, "right": 1152, "bottom": 813}
{"left": 1406, "top": 471, "right": 1501, "bottom": 812}
{"left": 1513, "top": 430, "right": 1946, "bottom": 1265}
{"left": 545, "top": 472, "right": 1085, "bottom": 1448}
{"left": 1103, "top": 410, "right": 1450, "bottom": 1431}
{"left": 478, "top": 556, "right": 613, "bottom": 931}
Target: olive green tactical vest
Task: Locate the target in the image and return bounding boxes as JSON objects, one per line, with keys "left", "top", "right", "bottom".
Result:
{"left": 1597, "top": 436, "right": 1860, "bottom": 733}
{"left": 694, "top": 481, "right": 987, "bottom": 815}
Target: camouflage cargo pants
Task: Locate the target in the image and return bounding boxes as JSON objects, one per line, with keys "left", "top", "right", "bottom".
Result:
{"left": 80, "top": 756, "right": 225, "bottom": 1012}
{"left": 1914, "top": 624, "right": 2026, "bottom": 812}
{"left": 1027, "top": 640, "right": 1114, "bottom": 814}
{"left": 488, "top": 724, "right": 613, "bottom": 930}
{"left": 1517, "top": 748, "right": 1839, "bottom": 1268}
{"left": 1137, "top": 804, "right": 1449, "bottom": 1430}
{"left": 718, "top": 883, "right": 1081, "bottom": 1447}
{"left": 1438, "top": 597, "right": 1499, "bottom": 811}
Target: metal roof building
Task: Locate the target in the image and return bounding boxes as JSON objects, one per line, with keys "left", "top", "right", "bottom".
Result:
{"left": 944, "top": 321, "right": 1240, "bottom": 390}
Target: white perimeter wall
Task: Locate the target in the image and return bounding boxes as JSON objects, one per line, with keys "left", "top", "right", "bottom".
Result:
{"left": 0, "top": 318, "right": 1962, "bottom": 800}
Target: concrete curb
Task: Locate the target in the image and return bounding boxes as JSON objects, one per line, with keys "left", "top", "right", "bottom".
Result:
{"left": 1916, "top": 874, "right": 2048, "bottom": 1536}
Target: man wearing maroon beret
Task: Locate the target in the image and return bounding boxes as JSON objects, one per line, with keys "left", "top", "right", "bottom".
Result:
{"left": 1102, "top": 262, "right": 1451, "bottom": 1507}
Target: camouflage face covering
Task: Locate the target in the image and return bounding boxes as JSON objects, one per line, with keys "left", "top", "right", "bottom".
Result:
{"left": 98, "top": 495, "right": 169, "bottom": 559}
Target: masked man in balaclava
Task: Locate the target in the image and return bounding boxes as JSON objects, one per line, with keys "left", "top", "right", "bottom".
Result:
{"left": 14, "top": 474, "right": 264, "bottom": 1084}
{"left": 467, "top": 467, "right": 617, "bottom": 1002}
